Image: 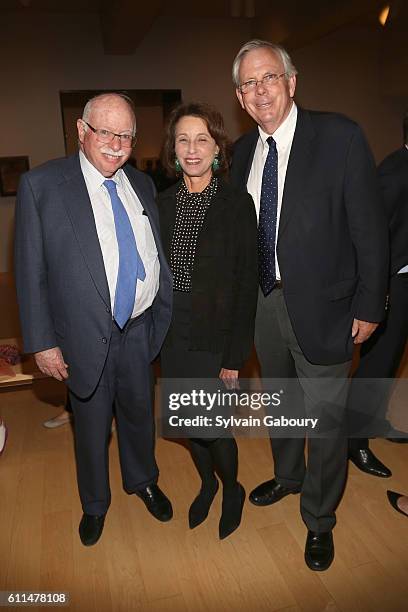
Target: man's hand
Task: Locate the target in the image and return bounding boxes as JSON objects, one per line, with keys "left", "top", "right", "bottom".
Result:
{"left": 219, "top": 368, "right": 239, "bottom": 390}
{"left": 34, "top": 347, "right": 69, "bottom": 381}
{"left": 351, "top": 319, "right": 379, "bottom": 345}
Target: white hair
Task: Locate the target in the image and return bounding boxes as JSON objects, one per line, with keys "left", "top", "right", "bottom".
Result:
{"left": 232, "top": 39, "right": 298, "bottom": 88}
{"left": 81, "top": 92, "right": 136, "bottom": 136}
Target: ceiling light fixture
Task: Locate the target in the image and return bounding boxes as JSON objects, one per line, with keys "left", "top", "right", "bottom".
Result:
{"left": 379, "top": 5, "right": 390, "bottom": 26}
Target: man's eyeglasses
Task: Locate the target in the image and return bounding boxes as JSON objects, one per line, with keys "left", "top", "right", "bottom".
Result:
{"left": 239, "top": 73, "right": 287, "bottom": 94}
{"left": 83, "top": 121, "right": 136, "bottom": 148}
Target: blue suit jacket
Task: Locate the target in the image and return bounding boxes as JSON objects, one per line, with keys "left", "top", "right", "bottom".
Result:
{"left": 14, "top": 153, "right": 172, "bottom": 397}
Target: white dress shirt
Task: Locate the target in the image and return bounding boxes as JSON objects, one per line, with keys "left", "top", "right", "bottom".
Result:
{"left": 247, "top": 101, "right": 298, "bottom": 280}
{"left": 79, "top": 150, "right": 159, "bottom": 318}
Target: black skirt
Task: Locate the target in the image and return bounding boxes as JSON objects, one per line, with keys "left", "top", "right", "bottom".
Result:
{"left": 160, "top": 291, "right": 228, "bottom": 442}
{"left": 161, "top": 291, "right": 223, "bottom": 379}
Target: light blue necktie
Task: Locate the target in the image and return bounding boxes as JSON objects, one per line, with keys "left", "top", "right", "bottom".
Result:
{"left": 103, "top": 180, "right": 146, "bottom": 328}
{"left": 258, "top": 136, "right": 278, "bottom": 296}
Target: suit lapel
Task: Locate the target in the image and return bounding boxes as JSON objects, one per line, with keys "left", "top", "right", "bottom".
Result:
{"left": 124, "top": 166, "right": 153, "bottom": 214}
{"left": 235, "top": 130, "right": 258, "bottom": 190}
{"left": 200, "top": 179, "right": 229, "bottom": 232}
{"left": 125, "top": 166, "right": 165, "bottom": 261}
{"left": 60, "top": 155, "right": 110, "bottom": 308}
{"left": 157, "top": 184, "right": 177, "bottom": 260}
{"left": 242, "top": 131, "right": 258, "bottom": 187}
{"left": 278, "top": 108, "right": 316, "bottom": 241}
{"left": 124, "top": 166, "right": 171, "bottom": 276}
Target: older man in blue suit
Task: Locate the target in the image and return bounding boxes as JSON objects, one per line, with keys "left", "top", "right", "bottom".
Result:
{"left": 15, "top": 93, "right": 173, "bottom": 545}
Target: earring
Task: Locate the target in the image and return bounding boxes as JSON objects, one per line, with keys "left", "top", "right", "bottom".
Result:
{"left": 175, "top": 158, "right": 181, "bottom": 173}
{"left": 212, "top": 156, "right": 220, "bottom": 171}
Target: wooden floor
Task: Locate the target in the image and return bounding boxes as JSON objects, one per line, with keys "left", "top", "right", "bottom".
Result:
{"left": 1, "top": 374, "right": 408, "bottom": 612}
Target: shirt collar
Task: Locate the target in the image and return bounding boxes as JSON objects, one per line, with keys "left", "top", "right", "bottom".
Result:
{"left": 178, "top": 175, "right": 218, "bottom": 199}
{"left": 258, "top": 101, "right": 298, "bottom": 152}
{"left": 79, "top": 149, "right": 123, "bottom": 196}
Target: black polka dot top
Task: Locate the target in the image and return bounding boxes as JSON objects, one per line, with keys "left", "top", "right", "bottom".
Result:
{"left": 170, "top": 176, "right": 218, "bottom": 292}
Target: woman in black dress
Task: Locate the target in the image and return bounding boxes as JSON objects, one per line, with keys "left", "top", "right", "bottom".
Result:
{"left": 158, "top": 102, "right": 258, "bottom": 539}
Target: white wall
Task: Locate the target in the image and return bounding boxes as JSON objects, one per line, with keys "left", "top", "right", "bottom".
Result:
{"left": 291, "top": 24, "right": 406, "bottom": 161}
{"left": 0, "top": 12, "right": 251, "bottom": 166}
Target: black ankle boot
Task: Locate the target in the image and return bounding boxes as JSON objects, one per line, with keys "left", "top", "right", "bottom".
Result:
{"left": 219, "top": 482, "right": 245, "bottom": 540}
{"left": 189, "top": 477, "right": 219, "bottom": 529}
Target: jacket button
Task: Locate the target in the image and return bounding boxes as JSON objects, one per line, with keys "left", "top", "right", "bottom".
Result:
{"left": 101, "top": 337, "right": 107, "bottom": 343}
{"left": 106, "top": 306, "right": 111, "bottom": 313}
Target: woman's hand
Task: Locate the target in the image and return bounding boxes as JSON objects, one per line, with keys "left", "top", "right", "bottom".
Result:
{"left": 219, "top": 368, "right": 239, "bottom": 390}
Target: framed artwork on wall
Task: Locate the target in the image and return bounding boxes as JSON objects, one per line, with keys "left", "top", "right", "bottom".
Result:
{"left": 0, "top": 156, "right": 29, "bottom": 197}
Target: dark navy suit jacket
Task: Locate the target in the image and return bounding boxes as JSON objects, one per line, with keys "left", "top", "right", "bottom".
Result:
{"left": 14, "top": 153, "right": 172, "bottom": 397}
{"left": 230, "top": 108, "right": 389, "bottom": 365}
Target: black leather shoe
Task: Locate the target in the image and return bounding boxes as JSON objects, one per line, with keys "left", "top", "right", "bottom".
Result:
{"left": 349, "top": 448, "right": 392, "bottom": 478}
{"left": 136, "top": 484, "right": 173, "bottom": 522}
{"left": 387, "top": 490, "right": 408, "bottom": 517}
{"left": 249, "top": 478, "right": 301, "bottom": 506}
{"left": 79, "top": 513, "right": 106, "bottom": 546}
{"left": 304, "top": 530, "right": 334, "bottom": 571}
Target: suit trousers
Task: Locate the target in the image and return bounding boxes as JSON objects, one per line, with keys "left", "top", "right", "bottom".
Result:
{"left": 69, "top": 310, "right": 158, "bottom": 515}
{"left": 255, "top": 288, "right": 350, "bottom": 532}
{"left": 348, "top": 272, "right": 408, "bottom": 451}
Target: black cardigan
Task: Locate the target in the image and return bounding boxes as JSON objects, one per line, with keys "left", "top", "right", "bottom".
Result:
{"left": 157, "top": 178, "right": 258, "bottom": 370}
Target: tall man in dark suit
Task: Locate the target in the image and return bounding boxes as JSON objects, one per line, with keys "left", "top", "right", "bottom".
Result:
{"left": 348, "top": 112, "right": 408, "bottom": 476}
{"left": 15, "top": 93, "right": 173, "bottom": 546}
{"left": 230, "top": 40, "right": 388, "bottom": 570}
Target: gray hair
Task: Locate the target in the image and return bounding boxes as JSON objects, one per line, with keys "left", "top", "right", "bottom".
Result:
{"left": 82, "top": 92, "right": 136, "bottom": 136}
{"left": 232, "top": 39, "right": 298, "bottom": 88}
